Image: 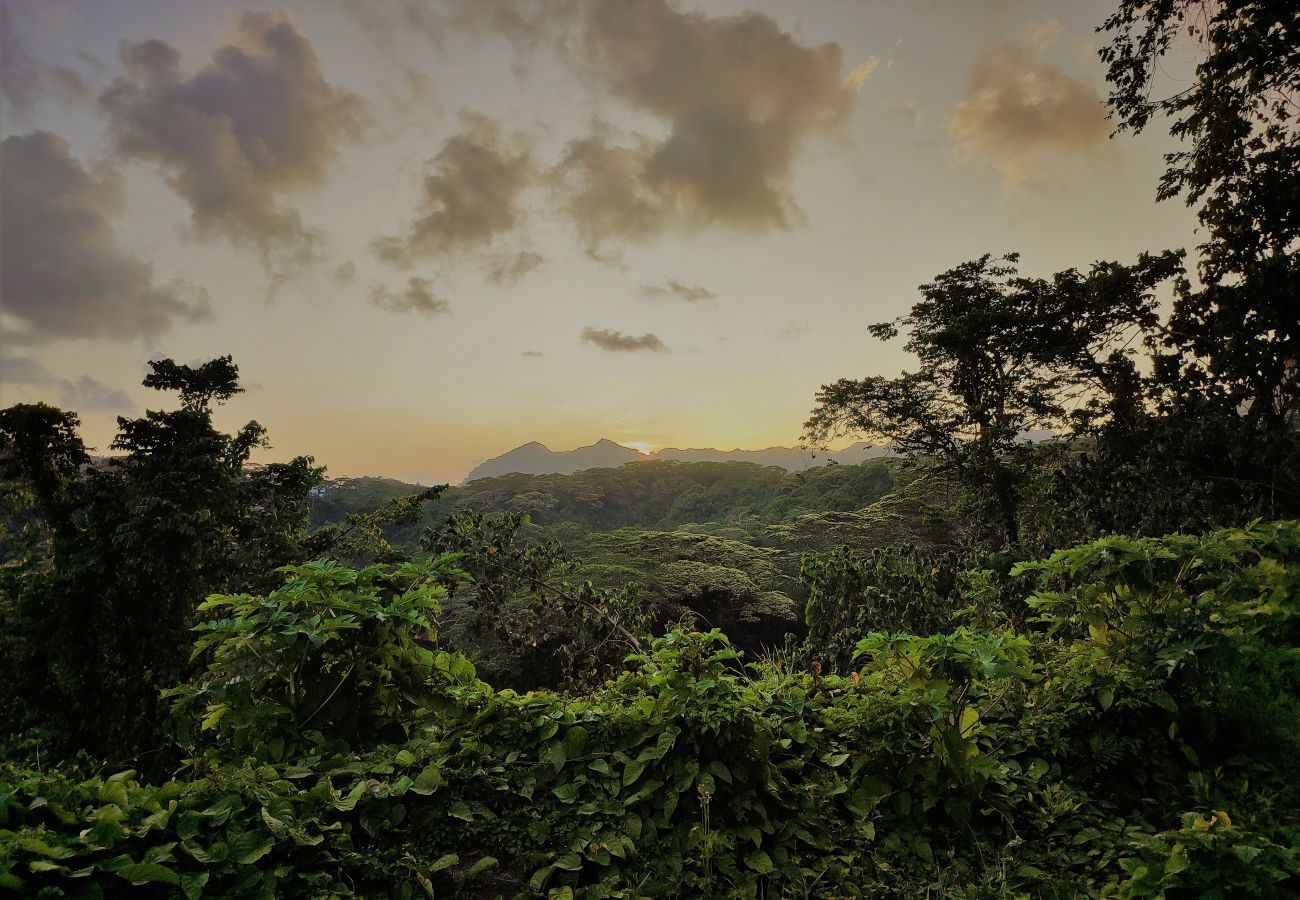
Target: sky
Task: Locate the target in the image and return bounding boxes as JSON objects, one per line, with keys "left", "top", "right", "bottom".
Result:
{"left": 0, "top": 0, "right": 1202, "bottom": 483}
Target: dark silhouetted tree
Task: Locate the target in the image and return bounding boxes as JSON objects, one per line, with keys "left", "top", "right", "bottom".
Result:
{"left": 0, "top": 357, "right": 321, "bottom": 767}
{"left": 805, "top": 252, "right": 1181, "bottom": 545}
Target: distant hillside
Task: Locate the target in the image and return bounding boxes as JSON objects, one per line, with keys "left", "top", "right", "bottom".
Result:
{"left": 310, "top": 458, "right": 901, "bottom": 539}
{"left": 655, "top": 443, "right": 888, "bottom": 470}
{"left": 463, "top": 438, "right": 889, "bottom": 482}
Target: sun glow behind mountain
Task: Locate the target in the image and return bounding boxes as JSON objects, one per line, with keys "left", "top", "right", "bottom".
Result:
{"left": 619, "top": 442, "right": 654, "bottom": 456}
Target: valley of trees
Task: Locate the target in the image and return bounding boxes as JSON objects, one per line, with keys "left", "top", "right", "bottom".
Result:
{"left": 1, "top": 2, "right": 1298, "bottom": 896}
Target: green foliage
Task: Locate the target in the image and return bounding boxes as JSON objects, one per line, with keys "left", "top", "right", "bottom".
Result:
{"left": 171, "top": 557, "right": 470, "bottom": 757}
{"left": 424, "top": 511, "right": 652, "bottom": 690}
{"left": 805, "top": 252, "right": 1182, "bottom": 545}
{"left": 4, "top": 7, "right": 1299, "bottom": 895}
{"left": 573, "top": 528, "right": 802, "bottom": 656}
{"left": 141, "top": 356, "right": 245, "bottom": 411}
{"left": 1102, "top": 0, "right": 1299, "bottom": 284}
{"left": 308, "top": 484, "right": 447, "bottom": 567}
{"left": 310, "top": 458, "right": 896, "bottom": 539}
{"left": 802, "top": 544, "right": 965, "bottom": 670}
{"left": 3, "top": 522, "right": 1297, "bottom": 897}
{"left": 0, "top": 358, "right": 322, "bottom": 768}
{"left": 1108, "top": 811, "right": 1299, "bottom": 899}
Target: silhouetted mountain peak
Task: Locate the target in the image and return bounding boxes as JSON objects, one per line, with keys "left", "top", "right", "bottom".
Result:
{"left": 462, "top": 438, "right": 890, "bottom": 483}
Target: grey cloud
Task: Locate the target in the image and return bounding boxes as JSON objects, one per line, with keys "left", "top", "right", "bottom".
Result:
{"left": 640, "top": 280, "right": 715, "bottom": 302}
{"left": 333, "top": 2, "right": 443, "bottom": 111}
{"left": 338, "top": 0, "right": 445, "bottom": 54}
{"left": 0, "top": 7, "right": 40, "bottom": 113}
{"left": 551, "top": 130, "right": 665, "bottom": 262}
{"left": 376, "top": 0, "right": 856, "bottom": 259}
{"left": 98, "top": 13, "right": 367, "bottom": 262}
{"left": 371, "top": 277, "right": 451, "bottom": 316}
{"left": 0, "top": 353, "right": 56, "bottom": 386}
{"left": 0, "top": 130, "right": 210, "bottom": 344}
{"left": 436, "top": 0, "right": 582, "bottom": 50}
{"left": 59, "top": 375, "right": 133, "bottom": 412}
{"left": 437, "top": 0, "right": 854, "bottom": 258}
{"left": 483, "top": 250, "right": 544, "bottom": 285}
{"left": 521, "top": 350, "right": 545, "bottom": 357}
{"left": 552, "top": 0, "right": 856, "bottom": 255}
{"left": 332, "top": 261, "right": 358, "bottom": 284}
{"left": 0, "top": 354, "right": 132, "bottom": 413}
{"left": 42, "top": 66, "right": 93, "bottom": 105}
{"left": 0, "top": 7, "right": 92, "bottom": 115}
{"left": 949, "top": 44, "right": 1108, "bottom": 184}
{"left": 580, "top": 327, "right": 667, "bottom": 353}
{"left": 373, "top": 111, "right": 535, "bottom": 267}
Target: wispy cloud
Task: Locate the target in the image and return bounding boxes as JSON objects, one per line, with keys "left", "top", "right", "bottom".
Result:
{"left": 640, "top": 280, "right": 716, "bottom": 302}
{"left": 580, "top": 327, "right": 667, "bottom": 353}
{"left": 846, "top": 56, "right": 880, "bottom": 91}
{"left": 0, "top": 353, "right": 132, "bottom": 413}
{"left": 1027, "top": 19, "right": 1064, "bottom": 50}
{"left": 371, "top": 277, "right": 451, "bottom": 316}
{"left": 483, "top": 250, "right": 544, "bottom": 286}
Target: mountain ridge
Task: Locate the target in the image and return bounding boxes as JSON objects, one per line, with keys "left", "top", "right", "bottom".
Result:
{"left": 462, "top": 438, "right": 890, "bottom": 483}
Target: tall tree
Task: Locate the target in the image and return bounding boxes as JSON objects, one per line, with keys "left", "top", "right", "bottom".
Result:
{"left": 805, "top": 252, "right": 1181, "bottom": 545}
{"left": 0, "top": 357, "right": 321, "bottom": 766}
{"left": 1102, "top": 0, "right": 1300, "bottom": 426}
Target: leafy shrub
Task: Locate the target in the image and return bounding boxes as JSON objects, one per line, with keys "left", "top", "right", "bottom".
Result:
{"left": 2, "top": 522, "right": 1298, "bottom": 897}
{"left": 801, "top": 544, "right": 966, "bottom": 669}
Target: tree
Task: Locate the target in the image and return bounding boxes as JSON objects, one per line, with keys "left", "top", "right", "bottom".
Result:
{"left": 0, "top": 357, "right": 321, "bottom": 766}
{"left": 805, "top": 252, "right": 1181, "bottom": 545}
{"left": 422, "top": 511, "right": 649, "bottom": 689}
{"left": 1029, "top": 1, "right": 1300, "bottom": 538}
{"left": 1102, "top": 0, "right": 1300, "bottom": 427}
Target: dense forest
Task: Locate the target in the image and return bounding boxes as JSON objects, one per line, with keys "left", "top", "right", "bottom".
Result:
{"left": 2, "top": 1, "right": 1298, "bottom": 896}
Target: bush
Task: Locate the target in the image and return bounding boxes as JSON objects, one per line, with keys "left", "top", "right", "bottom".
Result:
{"left": 2, "top": 523, "right": 1297, "bottom": 897}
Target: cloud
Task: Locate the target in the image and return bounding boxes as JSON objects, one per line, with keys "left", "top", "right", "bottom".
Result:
{"left": 0, "top": 353, "right": 132, "bottom": 413}
{"left": 1027, "top": 19, "right": 1064, "bottom": 50}
{"left": 521, "top": 350, "right": 545, "bottom": 358}
{"left": 483, "top": 250, "right": 544, "bottom": 285}
{"left": 0, "top": 8, "right": 40, "bottom": 113}
{"left": 373, "top": 111, "right": 536, "bottom": 267}
{"left": 332, "top": 261, "right": 357, "bottom": 284}
{"left": 948, "top": 44, "right": 1109, "bottom": 185}
{"left": 0, "top": 7, "right": 92, "bottom": 116}
{"left": 640, "top": 280, "right": 716, "bottom": 302}
{"left": 375, "top": 0, "right": 856, "bottom": 259}
{"left": 846, "top": 57, "right": 880, "bottom": 91}
{"left": 333, "top": 2, "right": 443, "bottom": 112}
{"left": 544, "top": 0, "right": 857, "bottom": 257}
{"left": 1071, "top": 37, "right": 1098, "bottom": 64}
{"left": 98, "top": 12, "right": 366, "bottom": 263}
{"left": 371, "top": 277, "right": 451, "bottom": 316}
{"left": 337, "top": 0, "right": 445, "bottom": 55}
{"left": 580, "top": 326, "right": 667, "bottom": 352}
{"left": 0, "top": 353, "right": 55, "bottom": 386}
{"left": 885, "top": 97, "right": 922, "bottom": 129}
{"left": 59, "top": 375, "right": 133, "bottom": 412}
{"left": 0, "top": 130, "right": 210, "bottom": 344}
{"left": 550, "top": 130, "right": 664, "bottom": 262}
